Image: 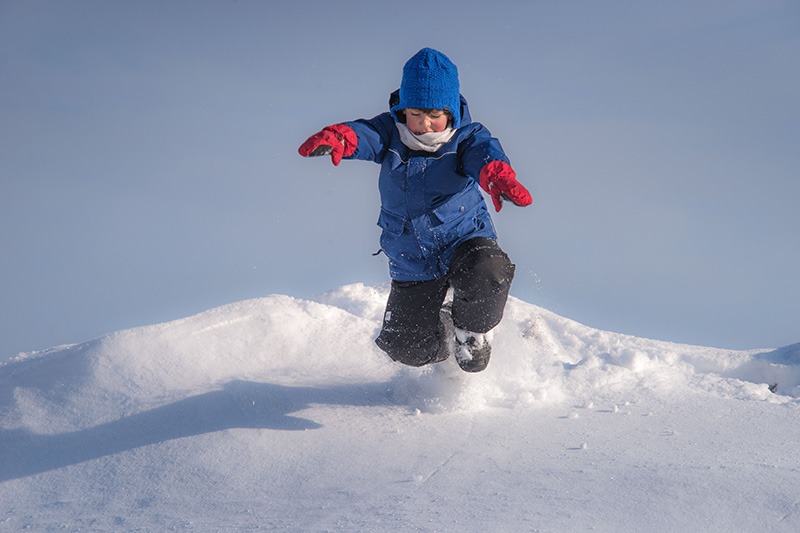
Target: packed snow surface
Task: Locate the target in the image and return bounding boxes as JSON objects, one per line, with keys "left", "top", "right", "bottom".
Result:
{"left": 1, "top": 284, "right": 799, "bottom": 531}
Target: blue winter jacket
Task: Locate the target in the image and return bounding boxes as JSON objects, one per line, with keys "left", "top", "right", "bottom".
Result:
{"left": 344, "top": 94, "right": 510, "bottom": 282}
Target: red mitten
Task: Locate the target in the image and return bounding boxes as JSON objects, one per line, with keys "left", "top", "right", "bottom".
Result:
{"left": 298, "top": 124, "right": 357, "bottom": 166}
{"left": 478, "top": 160, "right": 532, "bottom": 212}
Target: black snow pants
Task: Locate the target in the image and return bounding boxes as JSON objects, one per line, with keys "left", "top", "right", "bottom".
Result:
{"left": 374, "top": 237, "right": 515, "bottom": 367}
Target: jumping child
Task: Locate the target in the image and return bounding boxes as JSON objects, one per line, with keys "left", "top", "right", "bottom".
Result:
{"left": 298, "top": 48, "right": 532, "bottom": 372}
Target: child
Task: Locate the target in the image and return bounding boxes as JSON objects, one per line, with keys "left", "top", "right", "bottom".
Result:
{"left": 298, "top": 48, "right": 532, "bottom": 372}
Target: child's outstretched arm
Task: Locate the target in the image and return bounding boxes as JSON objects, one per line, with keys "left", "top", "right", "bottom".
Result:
{"left": 298, "top": 124, "right": 358, "bottom": 166}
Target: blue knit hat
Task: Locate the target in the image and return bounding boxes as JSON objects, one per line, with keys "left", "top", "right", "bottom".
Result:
{"left": 391, "top": 48, "right": 461, "bottom": 129}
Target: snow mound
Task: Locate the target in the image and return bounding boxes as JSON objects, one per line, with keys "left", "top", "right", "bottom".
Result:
{"left": 3, "top": 283, "right": 793, "bottom": 435}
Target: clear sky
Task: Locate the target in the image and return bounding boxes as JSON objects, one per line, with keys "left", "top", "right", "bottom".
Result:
{"left": 1, "top": 0, "right": 798, "bottom": 361}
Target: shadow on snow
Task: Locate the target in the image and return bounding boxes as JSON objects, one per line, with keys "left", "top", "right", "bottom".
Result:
{"left": 0, "top": 379, "right": 395, "bottom": 482}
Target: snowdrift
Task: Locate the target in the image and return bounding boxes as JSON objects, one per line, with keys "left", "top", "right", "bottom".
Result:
{"left": 1, "top": 284, "right": 798, "bottom": 530}
{"left": 3, "top": 283, "right": 795, "bottom": 419}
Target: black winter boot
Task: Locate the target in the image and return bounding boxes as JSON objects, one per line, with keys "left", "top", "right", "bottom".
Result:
{"left": 454, "top": 327, "right": 492, "bottom": 372}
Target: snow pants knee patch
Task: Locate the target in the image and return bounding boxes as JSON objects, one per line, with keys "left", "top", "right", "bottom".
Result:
{"left": 449, "top": 237, "right": 515, "bottom": 334}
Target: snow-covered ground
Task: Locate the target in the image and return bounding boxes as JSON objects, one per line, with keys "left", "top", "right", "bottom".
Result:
{"left": 1, "top": 284, "right": 798, "bottom": 531}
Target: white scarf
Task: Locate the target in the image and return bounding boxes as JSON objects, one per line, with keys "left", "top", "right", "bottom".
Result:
{"left": 395, "top": 123, "right": 456, "bottom": 152}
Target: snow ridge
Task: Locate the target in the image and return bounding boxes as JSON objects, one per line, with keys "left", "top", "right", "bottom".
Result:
{"left": 2, "top": 283, "right": 795, "bottom": 427}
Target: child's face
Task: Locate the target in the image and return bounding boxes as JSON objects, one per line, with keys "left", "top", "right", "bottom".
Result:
{"left": 403, "top": 108, "right": 450, "bottom": 134}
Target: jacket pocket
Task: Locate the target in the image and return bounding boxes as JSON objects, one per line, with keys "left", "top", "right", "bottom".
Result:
{"left": 377, "top": 208, "right": 407, "bottom": 236}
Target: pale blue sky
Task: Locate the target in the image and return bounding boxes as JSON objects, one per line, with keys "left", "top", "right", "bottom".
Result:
{"left": 1, "top": 0, "right": 798, "bottom": 361}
